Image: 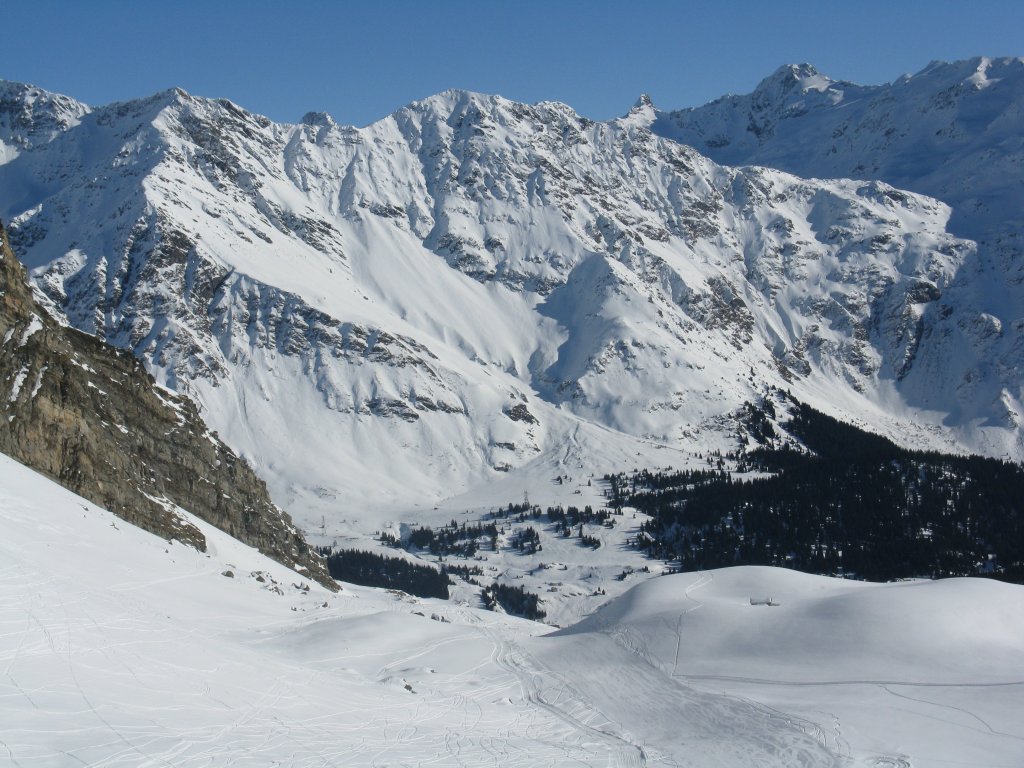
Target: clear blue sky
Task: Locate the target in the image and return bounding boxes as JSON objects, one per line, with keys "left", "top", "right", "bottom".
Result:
{"left": 4, "top": 0, "right": 1021, "bottom": 126}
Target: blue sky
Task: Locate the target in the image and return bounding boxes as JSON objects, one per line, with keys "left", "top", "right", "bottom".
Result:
{"left": 4, "top": 1, "right": 1021, "bottom": 126}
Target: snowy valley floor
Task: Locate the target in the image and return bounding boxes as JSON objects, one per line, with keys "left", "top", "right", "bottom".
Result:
{"left": 2, "top": 452, "right": 1023, "bottom": 767}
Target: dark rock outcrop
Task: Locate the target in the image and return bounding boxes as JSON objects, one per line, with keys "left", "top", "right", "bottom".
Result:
{"left": 0, "top": 221, "right": 335, "bottom": 589}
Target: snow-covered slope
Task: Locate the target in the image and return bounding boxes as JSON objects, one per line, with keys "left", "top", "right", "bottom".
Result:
{"left": 543, "top": 567, "right": 1024, "bottom": 767}
{"left": 0, "top": 72, "right": 1017, "bottom": 529}
{"left": 4, "top": 453, "right": 1020, "bottom": 766}
{"left": 0, "top": 450, "right": 577, "bottom": 766}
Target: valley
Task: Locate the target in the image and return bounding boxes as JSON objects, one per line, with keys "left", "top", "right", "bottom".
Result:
{"left": 1, "top": 54, "right": 1023, "bottom": 766}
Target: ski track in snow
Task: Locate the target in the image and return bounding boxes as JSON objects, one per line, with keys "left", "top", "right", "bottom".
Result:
{"left": 879, "top": 685, "right": 1024, "bottom": 743}
{"left": 485, "top": 627, "right": 648, "bottom": 767}
{"left": 670, "top": 569, "right": 713, "bottom": 676}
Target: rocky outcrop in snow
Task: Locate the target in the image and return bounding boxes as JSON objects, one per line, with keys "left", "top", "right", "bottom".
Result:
{"left": 0, "top": 220, "right": 334, "bottom": 588}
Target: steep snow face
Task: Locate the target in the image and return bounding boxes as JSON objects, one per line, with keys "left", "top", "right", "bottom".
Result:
{"left": 0, "top": 77, "right": 1012, "bottom": 525}
{"left": 646, "top": 58, "right": 1024, "bottom": 450}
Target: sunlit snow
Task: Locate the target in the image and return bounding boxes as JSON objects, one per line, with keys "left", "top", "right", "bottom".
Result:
{"left": 2, "top": 454, "right": 1021, "bottom": 766}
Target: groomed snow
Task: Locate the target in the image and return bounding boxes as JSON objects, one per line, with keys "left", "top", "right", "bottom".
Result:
{"left": 546, "top": 567, "right": 1024, "bottom": 767}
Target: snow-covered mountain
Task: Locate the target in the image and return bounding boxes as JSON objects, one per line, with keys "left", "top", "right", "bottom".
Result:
{"left": 642, "top": 56, "right": 1024, "bottom": 451}
{"left": 644, "top": 57, "right": 1024, "bottom": 245}
{"left": 0, "top": 66, "right": 1018, "bottom": 528}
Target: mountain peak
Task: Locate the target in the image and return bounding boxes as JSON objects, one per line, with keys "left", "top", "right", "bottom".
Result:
{"left": 413, "top": 87, "right": 495, "bottom": 109}
{"left": 109, "top": 85, "right": 197, "bottom": 117}
{"left": 909, "top": 55, "right": 1024, "bottom": 91}
{"left": 391, "top": 88, "right": 509, "bottom": 125}
{"left": 630, "top": 93, "right": 656, "bottom": 115}
{"left": 772, "top": 62, "right": 820, "bottom": 79}
{"left": 150, "top": 85, "right": 193, "bottom": 105}
{"left": 0, "top": 79, "right": 91, "bottom": 153}
{"left": 301, "top": 110, "right": 336, "bottom": 127}
{"left": 0, "top": 78, "right": 89, "bottom": 107}
{"left": 754, "top": 63, "right": 833, "bottom": 96}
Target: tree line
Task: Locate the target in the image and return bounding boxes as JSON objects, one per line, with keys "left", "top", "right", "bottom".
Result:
{"left": 608, "top": 402, "right": 1024, "bottom": 583}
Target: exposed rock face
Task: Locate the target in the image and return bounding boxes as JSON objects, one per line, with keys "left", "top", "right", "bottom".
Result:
{"left": 0, "top": 221, "right": 334, "bottom": 589}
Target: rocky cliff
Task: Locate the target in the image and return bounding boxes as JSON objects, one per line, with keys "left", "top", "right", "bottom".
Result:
{"left": 0, "top": 220, "right": 334, "bottom": 589}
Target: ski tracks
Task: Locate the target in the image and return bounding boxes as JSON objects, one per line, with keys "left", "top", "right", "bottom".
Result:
{"left": 484, "top": 627, "right": 648, "bottom": 767}
{"left": 671, "top": 570, "right": 712, "bottom": 676}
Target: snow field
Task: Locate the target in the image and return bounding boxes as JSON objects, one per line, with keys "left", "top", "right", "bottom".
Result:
{"left": 5, "top": 451, "right": 1021, "bottom": 765}
{"left": 548, "top": 567, "right": 1024, "bottom": 767}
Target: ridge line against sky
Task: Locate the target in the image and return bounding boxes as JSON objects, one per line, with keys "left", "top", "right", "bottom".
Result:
{"left": 3, "top": 1, "right": 1023, "bottom": 127}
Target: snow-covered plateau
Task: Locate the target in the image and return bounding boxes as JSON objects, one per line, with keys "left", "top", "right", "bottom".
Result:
{"left": 2, "top": 453, "right": 1022, "bottom": 767}
{"left": 1, "top": 58, "right": 1022, "bottom": 536}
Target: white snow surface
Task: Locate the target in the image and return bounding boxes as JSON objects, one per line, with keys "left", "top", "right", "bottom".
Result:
{"left": 2, "top": 452, "right": 1022, "bottom": 767}
{"left": 550, "top": 567, "right": 1024, "bottom": 767}
{"left": 0, "top": 71, "right": 1017, "bottom": 536}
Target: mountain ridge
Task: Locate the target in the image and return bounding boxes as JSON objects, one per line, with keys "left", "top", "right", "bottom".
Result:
{"left": 0, "top": 62, "right": 1018, "bottom": 529}
{"left": 645, "top": 56, "right": 1024, "bottom": 240}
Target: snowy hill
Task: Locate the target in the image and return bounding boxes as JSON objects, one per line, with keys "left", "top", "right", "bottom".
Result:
{"left": 2, "top": 453, "right": 1020, "bottom": 766}
{"left": 0, "top": 69, "right": 1019, "bottom": 531}
{"left": 546, "top": 567, "right": 1024, "bottom": 767}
